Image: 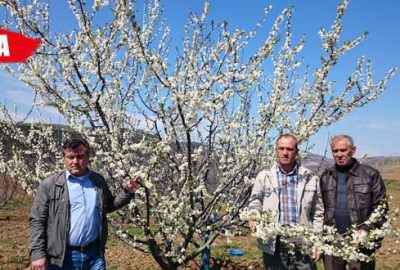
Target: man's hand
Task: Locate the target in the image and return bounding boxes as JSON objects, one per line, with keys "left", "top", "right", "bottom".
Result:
{"left": 311, "top": 247, "right": 322, "bottom": 262}
{"left": 31, "top": 257, "right": 47, "bottom": 270}
{"left": 125, "top": 179, "right": 140, "bottom": 194}
{"left": 249, "top": 220, "right": 259, "bottom": 233}
{"left": 352, "top": 228, "right": 368, "bottom": 245}
{"left": 355, "top": 228, "right": 368, "bottom": 236}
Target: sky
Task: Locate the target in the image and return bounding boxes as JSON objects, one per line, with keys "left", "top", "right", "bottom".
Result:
{"left": 1, "top": 0, "right": 399, "bottom": 157}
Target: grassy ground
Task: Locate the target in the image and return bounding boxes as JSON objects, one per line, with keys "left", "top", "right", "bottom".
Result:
{"left": 1, "top": 179, "right": 399, "bottom": 269}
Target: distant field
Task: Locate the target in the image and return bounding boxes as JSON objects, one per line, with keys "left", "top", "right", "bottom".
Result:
{"left": 381, "top": 170, "right": 400, "bottom": 181}
{"left": 362, "top": 157, "right": 400, "bottom": 181}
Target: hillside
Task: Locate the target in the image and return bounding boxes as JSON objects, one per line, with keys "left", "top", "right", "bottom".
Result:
{"left": 2, "top": 122, "right": 399, "bottom": 180}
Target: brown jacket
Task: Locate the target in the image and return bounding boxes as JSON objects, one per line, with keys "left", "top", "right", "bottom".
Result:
{"left": 320, "top": 159, "right": 387, "bottom": 232}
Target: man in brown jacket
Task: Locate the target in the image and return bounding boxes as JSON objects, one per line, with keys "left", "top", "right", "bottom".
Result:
{"left": 320, "top": 135, "right": 387, "bottom": 270}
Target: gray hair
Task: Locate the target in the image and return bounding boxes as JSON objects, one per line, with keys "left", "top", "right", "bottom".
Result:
{"left": 330, "top": 135, "right": 354, "bottom": 148}
{"left": 276, "top": 133, "right": 299, "bottom": 150}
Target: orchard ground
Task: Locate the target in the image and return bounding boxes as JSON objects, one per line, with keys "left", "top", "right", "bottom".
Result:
{"left": 1, "top": 176, "right": 400, "bottom": 270}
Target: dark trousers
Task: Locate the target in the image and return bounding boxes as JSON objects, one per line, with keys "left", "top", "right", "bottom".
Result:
{"left": 323, "top": 255, "right": 375, "bottom": 270}
{"left": 263, "top": 238, "right": 316, "bottom": 270}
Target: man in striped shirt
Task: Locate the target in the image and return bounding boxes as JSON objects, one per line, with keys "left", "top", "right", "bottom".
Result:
{"left": 249, "top": 133, "right": 324, "bottom": 270}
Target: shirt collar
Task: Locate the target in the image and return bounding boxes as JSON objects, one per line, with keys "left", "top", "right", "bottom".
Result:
{"left": 65, "top": 169, "right": 91, "bottom": 181}
{"left": 276, "top": 162, "right": 298, "bottom": 176}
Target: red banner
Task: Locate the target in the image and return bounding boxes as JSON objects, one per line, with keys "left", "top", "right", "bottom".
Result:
{"left": 0, "top": 28, "right": 41, "bottom": 63}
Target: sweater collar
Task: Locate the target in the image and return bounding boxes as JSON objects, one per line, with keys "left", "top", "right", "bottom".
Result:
{"left": 331, "top": 158, "right": 359, "bottom": 176}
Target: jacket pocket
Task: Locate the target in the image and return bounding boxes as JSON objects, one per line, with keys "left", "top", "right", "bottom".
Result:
{"left": 49, "top": 187, "right": 65, "bottom": 218}
{"left": 354, "top": 184, "right": 371, "bottom": 208}
{"left": 303, "top": 187, "right": 317, "bottom": 206}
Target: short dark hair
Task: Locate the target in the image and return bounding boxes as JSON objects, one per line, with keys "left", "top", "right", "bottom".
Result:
{"left": 62, "top": 138, "right": 90, "bottom": 156}
{"left": 276, "top": 133, "right": 299, "bottom": 150}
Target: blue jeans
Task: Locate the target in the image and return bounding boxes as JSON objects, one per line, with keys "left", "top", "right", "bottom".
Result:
{"left": 48, "top": 245, "right": 105, "bottom": 270}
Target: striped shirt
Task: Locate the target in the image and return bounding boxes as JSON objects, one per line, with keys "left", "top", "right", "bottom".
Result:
{"left": 277, "top": 164, "right": 298, "bottom": 225}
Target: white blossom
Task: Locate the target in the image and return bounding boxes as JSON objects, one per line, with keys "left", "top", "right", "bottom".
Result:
{"left": 0, "top": 0, "right": 396, "bottom": 268}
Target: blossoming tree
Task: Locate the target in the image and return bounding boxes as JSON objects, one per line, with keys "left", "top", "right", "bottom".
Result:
{"left": 0, "top": 0, "right": 396, "bottom": 268}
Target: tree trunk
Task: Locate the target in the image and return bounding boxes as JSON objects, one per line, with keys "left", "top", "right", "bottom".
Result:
{"left": 148, "top": 239, "right": 179, "bottom": 270}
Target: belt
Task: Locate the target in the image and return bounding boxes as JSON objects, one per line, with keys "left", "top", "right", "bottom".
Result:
{"left": 67, "top": 238, "right": 99, "bottom": 252}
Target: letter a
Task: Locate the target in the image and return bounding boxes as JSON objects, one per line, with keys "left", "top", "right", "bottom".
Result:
{"left": 0, "top": 35, "right": 10, "bottom": 57}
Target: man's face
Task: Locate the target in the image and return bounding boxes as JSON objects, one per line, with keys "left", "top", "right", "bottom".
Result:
{"left": 63, "top": 144, "right": 90, "bottom": 176}
{"left": 331, "top": 139, "right": 356, "bottom": 167}
{"left": 276, "top": 137, "right": 298, "bottom": 168}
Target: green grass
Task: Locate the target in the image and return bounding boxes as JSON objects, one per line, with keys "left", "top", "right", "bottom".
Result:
{"left": 0, "top": 210, "right": 14, "bottom": 219}
{"left": 106, "top": 264, "right": 119, "bottom": 270}
{"left": 0, "top": 235, "right": 12, "bottom": 245}
{"left": 0, "top": 198, "right": 30, "bottom": 219}
{"left": 213, "top": 242, "right": 240, "bottom": 250}
{"left": 384, "top": 179, "right": 400, "bottom": 193}
{"left": 126, "top": 226, "right": 158, "bottom": 236}
{"left": 8, "top": 256, "right": 29, "bottom": 265}
{"left": 378, "top": 262, "right": 400, "bottom": 270}
{"left": 208, "top": 239, "right": 262, "bottom": 260}
{"left": 0, "top": 196, "right": 31, "bottom": 211}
